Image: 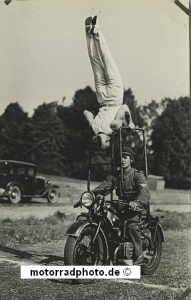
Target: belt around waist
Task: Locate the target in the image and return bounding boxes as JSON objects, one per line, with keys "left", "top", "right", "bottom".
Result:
{"left": 100, "top": 103, "right": 119, "bottom": 107}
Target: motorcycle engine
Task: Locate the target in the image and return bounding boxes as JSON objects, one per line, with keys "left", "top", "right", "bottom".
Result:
{"left": 115, "top": 242, "right": 134, "bottom": 265}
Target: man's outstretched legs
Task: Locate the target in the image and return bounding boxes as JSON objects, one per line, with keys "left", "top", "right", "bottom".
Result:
{"left": 92, "top": 16, "right": 123, "bottom": 105}
{"left": 84, "top": 16, "right": 135, "bottom": 132}
{"left": 85, "top": 17, "right": 108, "bottom": 104}
{"left": 85, "top": 16, "right": 123, "bottom": 105}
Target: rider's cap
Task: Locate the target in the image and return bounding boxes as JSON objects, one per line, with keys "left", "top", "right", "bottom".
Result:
{"left": 121, "top": 146, "right": 135, "bottom": 160}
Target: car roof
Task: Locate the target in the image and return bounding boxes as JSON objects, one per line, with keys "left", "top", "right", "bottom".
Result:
{"left": 0, "top": 160, "right": 36, "bottom": 167}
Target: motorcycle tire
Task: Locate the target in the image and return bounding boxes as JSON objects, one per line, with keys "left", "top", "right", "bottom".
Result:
{"left": 141, "top": 226, "right": 163, "bottom": 275}
{"left": 64, "top": 225, "right": 107, "bottom": 284}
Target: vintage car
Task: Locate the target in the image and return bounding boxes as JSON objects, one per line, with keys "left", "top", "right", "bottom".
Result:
{"left": 0, "top": 160, "right": 60, "bottom": 204}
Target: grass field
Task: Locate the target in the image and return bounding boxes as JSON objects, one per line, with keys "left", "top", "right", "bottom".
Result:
{"left": 0, "top": 228, "right": 190, "bottom": 300}
{"left": 0, "top": 210, "right": 190, "bottom": 247}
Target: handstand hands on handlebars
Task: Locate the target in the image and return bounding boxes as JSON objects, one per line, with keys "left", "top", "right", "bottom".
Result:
{"left": 84, "top": 16, "right": 135, "bottom": 150}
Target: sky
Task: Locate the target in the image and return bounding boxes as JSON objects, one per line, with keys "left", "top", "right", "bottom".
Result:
{"left": 0, "top": 0, "right": 189, "bottom": 116}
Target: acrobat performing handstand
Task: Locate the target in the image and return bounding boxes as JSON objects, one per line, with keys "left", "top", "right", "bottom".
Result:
{"left": 84, "top": 16, "right": 135, "bottom": 150}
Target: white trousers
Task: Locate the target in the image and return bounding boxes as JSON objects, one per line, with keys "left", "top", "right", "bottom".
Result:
{"left": 86, "top": 30, "right": 123, "bottom": 106}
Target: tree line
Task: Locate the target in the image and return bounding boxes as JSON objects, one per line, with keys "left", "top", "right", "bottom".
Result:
{"left": 0, "top": 86, "right": 190, "bottom": 189}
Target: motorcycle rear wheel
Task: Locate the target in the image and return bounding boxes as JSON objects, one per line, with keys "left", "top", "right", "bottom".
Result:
{"left": 141, "top": 226, "right": 162, "bottom": 275}
{"left": 64, "top": 225, "right": 107, "bottom": 284}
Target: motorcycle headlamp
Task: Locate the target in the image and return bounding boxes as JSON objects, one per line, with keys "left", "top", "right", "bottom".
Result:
{"left": 80, "top": 191, "right": 95, "bottom": 208}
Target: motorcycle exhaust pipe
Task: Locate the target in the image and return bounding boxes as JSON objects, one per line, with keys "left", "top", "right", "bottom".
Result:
{"left": 117, "top": 259, "right": 133, "bottom": 266}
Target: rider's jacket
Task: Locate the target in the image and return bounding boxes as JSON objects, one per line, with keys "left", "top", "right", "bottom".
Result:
{"left": 92, "top": 167, "right": 150, "bottom": 208}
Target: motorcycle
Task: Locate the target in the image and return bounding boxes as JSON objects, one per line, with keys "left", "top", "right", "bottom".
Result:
{"left": 64, "top": 191, "right": 164, "bottom": 275}
{"left": 64, "top": 127, "right": 165, "bottom": 281}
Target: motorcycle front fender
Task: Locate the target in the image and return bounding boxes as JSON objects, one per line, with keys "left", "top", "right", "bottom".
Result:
{"left": 76, "top": 212, "right": 89, "bottom": 221}
{"left": 65, "top": 219, "right": 91, "bottom": 237}
{"left": 65, "top": 219, "right": 109, "bottom": 253}
{"left": 65, "top": 219, "right": 110, "bottom": 264}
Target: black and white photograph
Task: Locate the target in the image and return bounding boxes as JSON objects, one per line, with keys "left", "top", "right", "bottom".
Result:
{"left": 0, "top": 0, "right": 190, "bottom": 299}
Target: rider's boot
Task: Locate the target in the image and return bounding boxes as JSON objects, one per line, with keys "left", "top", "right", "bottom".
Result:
{"left": 133, "top": 254, "right": 144, "bottom": 265}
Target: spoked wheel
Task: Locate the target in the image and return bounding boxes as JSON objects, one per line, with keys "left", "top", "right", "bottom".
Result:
{"left": 64, "top": 225, "right": 107, "bottom": 284}
{"left": 141, "top": 226, "right": 163, "bottom": 275}
{"left": 8, "top": 186, "right": 21, "bottom": 204}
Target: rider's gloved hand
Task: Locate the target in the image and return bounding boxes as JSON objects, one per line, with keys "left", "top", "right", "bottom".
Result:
{"left": 129, "top": 200, "right": 142, "bottom": 211}
{"left": 73, "top": 201, "right": 81, "bottom": 208}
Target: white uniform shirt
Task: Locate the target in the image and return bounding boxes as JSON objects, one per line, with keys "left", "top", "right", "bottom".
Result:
{"left": 92, "top": 106, "right": 120, "bottom": 135}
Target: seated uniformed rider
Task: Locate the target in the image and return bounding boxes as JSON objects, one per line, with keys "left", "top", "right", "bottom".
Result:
{"left": 92, "top": 146, "right": 150, "bottom": 265}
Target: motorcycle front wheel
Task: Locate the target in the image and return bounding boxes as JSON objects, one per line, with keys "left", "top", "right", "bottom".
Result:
{"left": 64, "top": 225, "right": 107, "bottom": 283}
{"left": 141, "top": 226, "right": 163, "bottom": 275}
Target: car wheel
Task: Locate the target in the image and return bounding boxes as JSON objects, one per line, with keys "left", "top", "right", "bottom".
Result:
{"left": 8, "top": 186, "right": 21, "bottom": 204}
{"left": 47, "top": 188, "right": 58, "bottom": 204}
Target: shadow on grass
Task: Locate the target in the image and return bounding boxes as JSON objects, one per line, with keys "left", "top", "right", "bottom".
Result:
{"left": 0, "top": 244, "right": 64, "bottom": 265}
{"left": 0, "top": 244, "right": 33, "bottom": 259}
{"left": 0, "top": 244, "right": 85, "bottom": 286}
{"left": 48, "top": 278, "right": 94, "bottom": 285}
{"left": 39, "top": 255, "right": 64, "bottom": 265}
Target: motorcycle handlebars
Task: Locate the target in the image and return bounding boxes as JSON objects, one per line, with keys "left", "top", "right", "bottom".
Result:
{"left": 108, "top": 199, "right": 142, "bottom": 212}
{"left": 73, "top": 201, "right": 81, "bottom": 208}
{"left": 73, "top": 192, "right": 142, "bottom": 212}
